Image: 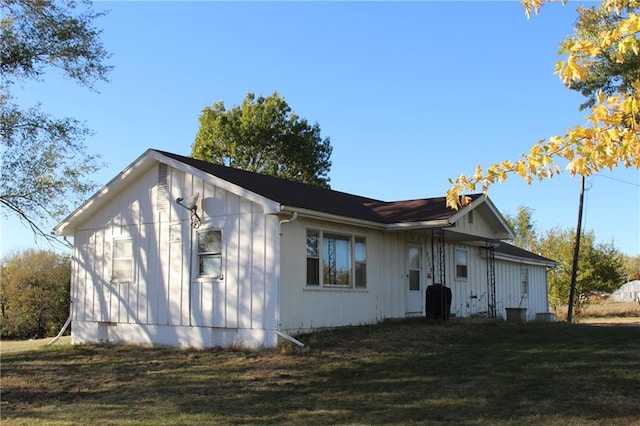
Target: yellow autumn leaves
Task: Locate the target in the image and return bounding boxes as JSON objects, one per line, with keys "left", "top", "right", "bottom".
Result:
{"left": 446, "top": 0, "right": 640, "bottom": 209}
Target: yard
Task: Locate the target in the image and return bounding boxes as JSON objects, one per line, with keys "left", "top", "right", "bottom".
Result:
{"left": 2, "top": 318, "right": 639, "bottom": 425}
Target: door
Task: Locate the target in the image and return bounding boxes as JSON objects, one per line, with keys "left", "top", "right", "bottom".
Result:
{"left": 406, "top": 243, "right": 423, "bottom": 314}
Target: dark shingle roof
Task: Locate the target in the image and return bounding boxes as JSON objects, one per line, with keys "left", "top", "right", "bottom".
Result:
{"left": 156, "top": 150, "right": 475, "bottom": 224}
{"left": 494, "top": 241, "right": 556, "bottom": 264}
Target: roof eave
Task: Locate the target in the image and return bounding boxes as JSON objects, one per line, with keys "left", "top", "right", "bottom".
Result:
{"left": 494, "top": 252, "right": 558, "bottom": 267}
{"left": 279, "top": 206, "right": 387, "bottom": 230}
{"left": 157, "top": 151, "right": 280, "bottom": 214}
{"left": 385, "top": 219, "right": 452, "bottom": 230}
{"left": 53, "top": 149, "right": 282, "bottom": 237}
{"left": 53, "top": 149, "right": 158, "bottom": 236}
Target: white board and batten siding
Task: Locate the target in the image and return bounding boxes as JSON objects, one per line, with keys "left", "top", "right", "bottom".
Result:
{"left": 611, "top": 280, "right": 640, "bottom": 302}
{"left": 446, "top": 244, "right": 549, "bottom": 320}
{"left": 71, "top": 162, "right": 280, "bottom": 348}
{"left": 278, "top": 218, "right": 385, "bottom": 334}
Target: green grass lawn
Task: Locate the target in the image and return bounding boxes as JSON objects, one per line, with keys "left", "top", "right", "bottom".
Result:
{"left": 2, "top": 321, "right": 639, "bottom": 425}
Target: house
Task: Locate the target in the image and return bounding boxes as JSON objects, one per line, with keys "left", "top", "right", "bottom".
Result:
{"left": 611, "top": 280, "right": 640, "bottom": 303}
{"left": 54, "top": 149, "right": 556, "bottom": 349}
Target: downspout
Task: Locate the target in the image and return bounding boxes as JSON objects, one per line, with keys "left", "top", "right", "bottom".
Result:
{"left": 276, "top": 330, "right": 306, "bottom": 348}
{"left": 49, "top": 236, "right": 74, "bottom": 345}
{"left": 274, "top": 211, "right": 304, "bottom": 347}
{"left": 47, "top": 315, "right": 72, "bottom": 346}
{"left": 278, "top": 211, "right": 298, "bottom": 236}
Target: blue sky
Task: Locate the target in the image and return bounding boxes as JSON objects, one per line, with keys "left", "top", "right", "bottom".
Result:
{"left": 2, "top": 1, "right": 639, "bottom": 257}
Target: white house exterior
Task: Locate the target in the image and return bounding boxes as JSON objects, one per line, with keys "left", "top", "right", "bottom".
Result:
{"left": 54, "top": 149, "right": 556, "bottom": 349}
{"left": 611, "top": 280, "right": 640, "bottom": 302}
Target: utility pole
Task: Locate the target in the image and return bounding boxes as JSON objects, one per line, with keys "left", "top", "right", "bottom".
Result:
{"left": 567, "top": 175, "right": 585, "bottom": 323}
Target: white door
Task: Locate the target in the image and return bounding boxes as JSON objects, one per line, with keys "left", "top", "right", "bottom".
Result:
{"left": 406, "top": 243, "right": 423, "bottom": 315}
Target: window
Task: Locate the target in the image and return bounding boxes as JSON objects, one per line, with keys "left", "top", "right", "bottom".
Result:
{"left": 323, "top": 233, "right": 351, "bottom": 285}
{"left": 306, "top": 230, "right": 320, "bottom": 286}
{"left": 112, "top": 237, "right": 133, "bottom": 282}
{"left": 455, "top": 248, "right": 468, "bottom": 279}
{"left": 355, "top": 237, "right": 367, "bottom": 288}
{"left": 198, "top": 230, "right": 222, "bottom": 278}
{"left": 468, "top": 210, "right": 474, "bottom": 224}
{"left": 520, "top": 267, "right": 529, "bottom": 297}
{"left": 306, "top": 229, "right": 366, "bottom": 289}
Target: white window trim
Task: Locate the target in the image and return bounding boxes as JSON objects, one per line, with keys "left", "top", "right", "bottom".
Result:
{"left": 194, "top": 228, "right": 224, "bottom": 282}
{"left": 111, "top": 236, "right": 134, "bottom": 284}
{"left": 521, "top": 267, "right": 529, "bottom": 298}
{"left": 455, "top": 247, "right": 469, "bottom": 280}
{"left": 305, "top": 228, "right": 367, "bottom": 290}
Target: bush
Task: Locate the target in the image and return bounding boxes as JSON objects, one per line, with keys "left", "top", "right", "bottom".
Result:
{"left": 0, "top": 249, "right": 71, "bottom": 339}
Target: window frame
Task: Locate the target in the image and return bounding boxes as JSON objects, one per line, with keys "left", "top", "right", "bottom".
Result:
{"left": 520, "top": 267, "right": 529, "bottom": 298}
{"left": 196, "top": 228, "right": 223, "bottom": 280}
{"left": 111, "top": 236, "right": 134, "bottom": 283}
{"left": 455, "top": 248, "right": 468, "bottom": 280}
{"left": 306, "top": 228, "right": 367, "bottom": 290}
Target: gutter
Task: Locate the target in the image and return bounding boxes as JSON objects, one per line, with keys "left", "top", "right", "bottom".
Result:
{"left": 385, "top": 219, "right": 452, "bottom": 230}
{"left": 278, "top": 206, "right": 455, "bottom": 232}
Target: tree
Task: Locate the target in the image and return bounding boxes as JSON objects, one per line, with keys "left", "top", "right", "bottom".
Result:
{"left": 0, "top": 249, "right": 71, "bottom": 339}
{"left": 192, "top": 91, "right": 333, "bottom": 188}
{"left": 447, "top": 0, "right": 639, "bottom": 209}
{"left": 504, "top": 205, "right": 538, "bottom": 251}
{"left": 535, "top": 227, "right": 625, "bottom": 312}
{"left": 1, "top": 0, "right": 111, "bottom": 244}
{"left": 566, "top": 3, "right": 640, "bottom": 110}
{"left": 622, "top": 254, "right": 640, "bottom": 280}
{"left": 503, "top": 205, "right": 626, "bottom": 312}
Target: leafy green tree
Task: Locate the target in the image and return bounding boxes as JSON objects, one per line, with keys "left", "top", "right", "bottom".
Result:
{"left": 1, "top": 0, "right": 111, "bottom": 243}
{"left": 564, "top": 2, "right": 640, "bottom": 110}
{"left": 0, "top": 250, "right": 71, "bottom": 339}
{"left": 622, "top": 254, "right": 640, "bottom": 280}
{"left": 536, "top": 227, "right": 625, "bottom": 312}
{"left": 504, "top": 205, "right": 538, "bottom": 252}
{"left": 192, "top": 91, "right": 333, "bottom": 188}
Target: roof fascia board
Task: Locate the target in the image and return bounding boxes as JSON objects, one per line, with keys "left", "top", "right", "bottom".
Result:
{"left": 54, "top": 150, "right": 281, "bottom": 236}
{"left": 153, "top": 152, "right": 280, "bottom": 214}
{"left": 279, "top": 206, "right": 387, "bottom": 230}
{"left": 385, "top": 220, "right": 452, "bottom": 230}
{"left": 494, "top": 252, "right": 557, "bottom": 267}
{"left": 54, "top": 149, "right": 157, "bottom": 236}
{"left": 280, "top": 206, "right": 455, "bottom": 231}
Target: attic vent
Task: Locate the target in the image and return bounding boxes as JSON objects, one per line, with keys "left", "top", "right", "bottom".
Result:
{"left": 157, "top": 163, "right": 168, "bottom": 211}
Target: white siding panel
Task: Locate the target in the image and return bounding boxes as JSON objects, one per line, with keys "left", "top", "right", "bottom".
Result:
{"left": 75, "top": 239, "right": 91, "bottom": 322}
{"left": 169, "top": 169, "right": 186, "bottom": 223}
{"left": 382, "top": 233, "right": 404, "bottom": 319}
{"left": 168, "top": 225, "right": 185, "bottom": 325}
{"left": 225, "top": 209, "right": 240, "bottom": 329}
{"left": 211, "top": 281, "right": 225, "bottom": 327}
{"left": 179, "top": 228, "right": 191, "bottom": 326}
{"left": 237, "top": 210, "right": 253, "bottom": 329}
{"left": 97, "top": 230, "right": 111, "bottom": 323}
{"left": 263, "top": 215, "right": 279, "bottom": 330}
{"left": 278, "top": 218, "right": 383, "bottom": 332}
{"left": 226, "top": 192, "right": 239, "bottom": 216}
{"left": 251, "top": 213, "right": 266, "bottom": 329}
{"left": 86, "top": 233, "right": 98, "bottom": 322}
